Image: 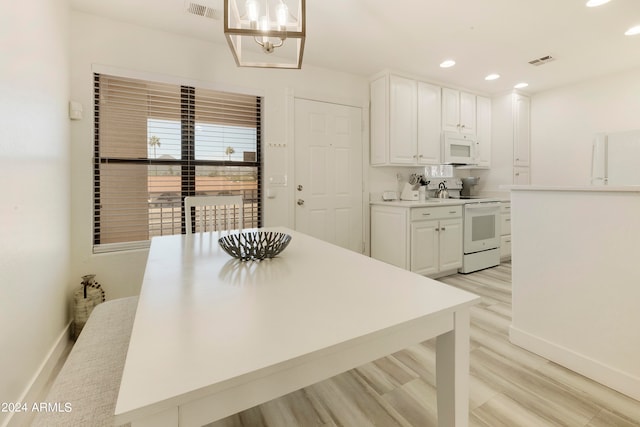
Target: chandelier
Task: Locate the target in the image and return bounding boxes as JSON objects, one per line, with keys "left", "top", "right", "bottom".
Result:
{"left": 224, "top": 0, "right": 306, "bottom": 69}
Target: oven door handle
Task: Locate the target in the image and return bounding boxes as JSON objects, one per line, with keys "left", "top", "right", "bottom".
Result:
{"left": 464, "top": 202, "right": 502, "bottom": 210}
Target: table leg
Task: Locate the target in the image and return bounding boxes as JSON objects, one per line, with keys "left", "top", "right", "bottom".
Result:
{"left": 436, "top": 308, "right": 471, "bottom": 427}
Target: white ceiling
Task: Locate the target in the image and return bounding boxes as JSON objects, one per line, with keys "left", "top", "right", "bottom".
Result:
{"left": 69, "top": 0, "right": 640, "bottom": 95}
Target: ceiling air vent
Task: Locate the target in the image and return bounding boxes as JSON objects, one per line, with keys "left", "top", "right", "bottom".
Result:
{"left": 186, "top": 2, "right": 219, "bottom": 19}
{"left": 528, "top": 55, "right": 555, "bottom": 66}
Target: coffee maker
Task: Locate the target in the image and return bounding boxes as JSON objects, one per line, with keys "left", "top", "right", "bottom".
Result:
{"left": 460, "top": 176, "right": 480, "bottom": 198}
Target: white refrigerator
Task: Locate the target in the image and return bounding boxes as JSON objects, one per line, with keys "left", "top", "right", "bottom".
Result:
{"left": 591, "top": 129, "right": 640, "bottom": 186}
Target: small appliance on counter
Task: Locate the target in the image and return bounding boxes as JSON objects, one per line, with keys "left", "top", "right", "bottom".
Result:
{"left": 461, "top": 176, "right": 480, "bottom": 198}
{"left": 425, "top": 178, "right": 462, "bottom": 199}
{"left": 382, "top": 191, "right": 398, "bottom": 201}
{"left": 435, "top": 182, "right": 450, "bottom": 199}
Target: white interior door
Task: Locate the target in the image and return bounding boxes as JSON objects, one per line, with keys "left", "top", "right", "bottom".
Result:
{"left": 294, "top": 98, "right": 363, "bottom": 253}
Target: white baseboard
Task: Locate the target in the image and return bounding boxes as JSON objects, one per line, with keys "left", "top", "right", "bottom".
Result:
{"left": 509, "top": 326, "right": 640, "bottom": 401}
{"left": 3, "top": 322, "right": 73, "bottom": 427}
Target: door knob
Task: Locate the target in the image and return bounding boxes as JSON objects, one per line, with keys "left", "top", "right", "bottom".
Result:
{"left": 297, "top": 199, "right": 305, "bottom": 206}
{"left": 297, "top": 185, "right": 303, "bottom": 191}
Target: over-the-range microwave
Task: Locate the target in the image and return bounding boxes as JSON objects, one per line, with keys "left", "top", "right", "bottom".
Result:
{"left": 442, "top": 132, "right": 477, "bottom": 165}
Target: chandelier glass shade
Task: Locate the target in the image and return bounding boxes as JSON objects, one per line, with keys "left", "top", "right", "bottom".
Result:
{"left": 224, "top": 0, "right": 306, "bottom": 69}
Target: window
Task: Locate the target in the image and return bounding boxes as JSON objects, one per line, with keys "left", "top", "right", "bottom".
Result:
{"left": 94, "top": 73, "right": 262, "bottom": 252}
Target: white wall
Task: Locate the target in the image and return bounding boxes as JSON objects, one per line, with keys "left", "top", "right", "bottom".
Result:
{"left": 69, "top": 11, "right": 369, "bottom": 299}
{"left": 531, "top": 67, "right": 640, "bottom": 186}
{"left": 0, "top": 0, "right": 71, "bottom": 424}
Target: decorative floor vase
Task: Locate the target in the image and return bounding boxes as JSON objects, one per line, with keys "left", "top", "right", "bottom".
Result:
{"left": 72, "top": 274, "right": 106, "bottom": 340}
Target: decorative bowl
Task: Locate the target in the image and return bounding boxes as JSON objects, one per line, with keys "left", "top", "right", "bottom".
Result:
{"left": 218, "top": 231, "right": 292, "bottom": 261}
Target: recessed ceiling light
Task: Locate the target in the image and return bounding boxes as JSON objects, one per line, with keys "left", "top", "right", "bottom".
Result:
{"left": 440, "top": 60, "right": 456, "bottom": 68}
{"left": 485, "top": 74, "right": 500, "bottom": 81}
{"left": 586, "top": 0, "right": 611, "bottom": 7}
{"left": 514, "top": 82, "right": 529, "bottom": 89}
{"left": 625, "top": 25, "right": 640, "bottom": 36}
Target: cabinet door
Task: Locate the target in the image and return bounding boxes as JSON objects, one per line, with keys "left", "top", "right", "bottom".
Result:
{"left": 417, "top": 82, "right": 441, "bottom": 164}
{"left": 500, "top": 213, "right": 511, "bottom": 236}
{"left": 513, "top": 94, "right": 530, "bottom": 166}
{"left": 459, "top": 91, "right": 476, "bottom": 135}
{"left": 513, "top": 166, "right": 530, "bottom": 184}
{"left": 370, "top": 75, "right": 388, "bottom": 165}
{"left": 389, "top": 75, "right": 418, "bottom": 164}
{"left": 441, "top": 87, "right": 460, "bottom": 133}
{"left": 371, "top": 206, "right": 408, "bottom": 269}
{"left": 500, "top": 235, "right": 512, "bottom": 259}
{"left": 410, "top": 221, "right": 439, "bottom": 275}
{"left": 438, "top": 219, "right": 463, "bottom": 271}
{"left": 475, "top": 96, "right": 491, "bottom": 167}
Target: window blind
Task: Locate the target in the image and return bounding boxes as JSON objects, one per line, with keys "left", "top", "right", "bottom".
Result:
{"left": 94, "top": 73, "right": 262, "bottom": 252}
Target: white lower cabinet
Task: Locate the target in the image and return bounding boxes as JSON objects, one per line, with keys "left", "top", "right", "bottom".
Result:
{"left": 500, "top": 202, "right": 512, "bottom": 260}
{"left": 371, "top": 205, "right": 408, "bottom": 269}
{"left": 371, "top": 204, "right": 462, "bottom": 277}
{"left": 410, "top": 221, "right": 438, "bottom": 275}
{"left": 411, "top": 218, "right": 463, "bottom": 275}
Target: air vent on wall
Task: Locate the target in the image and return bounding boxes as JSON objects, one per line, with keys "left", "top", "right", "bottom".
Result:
{"left": 528, "top": 55, "right": 555, "bottom": 66}
{"left": 186, "top": 2, "right": 219, "bottom": 19}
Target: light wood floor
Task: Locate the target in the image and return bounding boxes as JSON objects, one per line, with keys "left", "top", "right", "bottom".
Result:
{"left": 208, "top": 263, "right": 640, "bottom": 427}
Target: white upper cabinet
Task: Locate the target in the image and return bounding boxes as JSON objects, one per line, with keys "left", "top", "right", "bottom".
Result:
{"left": 475, "top": 96, "right": 492, "bottom": 168}
{"left": 442, "top": 88, "right": 476, "bottom": 135}
{"left": 417, "top": 81, "right": 442, "bottom": 164}
{"left": 370, "top": 75, "right": 389, "bottom": 165}
{"left": 513, "top": 93, "right": 530, "bottom": 167}
{"left": 389, "top": 75, "right": 418, "bottom": 164}
{"left": 370, "top": 73, "right": 442, "bottom": 166}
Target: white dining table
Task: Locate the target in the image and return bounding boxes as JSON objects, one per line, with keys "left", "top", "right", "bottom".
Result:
{"left": 114, "top": 228, "right": 480, "bottom": 427}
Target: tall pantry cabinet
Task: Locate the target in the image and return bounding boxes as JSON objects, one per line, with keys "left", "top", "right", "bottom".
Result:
{"left": 491, "top": 92, "right": 531, "bottom": 185}
{"left": 513, "top": 93, "right": 531, "bottom": 184}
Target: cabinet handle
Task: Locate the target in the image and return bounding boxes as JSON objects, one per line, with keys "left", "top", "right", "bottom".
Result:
{"left": 441, "top": 226, "right": 446, "bottom": 231}
{"left": 418, "top": 154, "right": 423, "bottom": 158}
{"left": 449, "top": 211, "right": 457, "bottom": 214}
{"left": 422, "top": 213, "right": 431, "bottom": 216}
{"left": 506, "top": 219, "right": 511, "bottom": 222}
{"left": 515, "top": 173, "right": 520, "bottom": 176}
{"left": 505, "top": 239, "right": 511, "bottom": 243}
{"left": 435, "top": 227, "right": 440, "bottom": 231}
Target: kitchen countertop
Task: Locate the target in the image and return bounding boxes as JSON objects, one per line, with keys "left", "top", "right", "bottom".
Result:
{"left": 370, "top": 197, "right": 509, "bottom": 208}
{"left": 507, "top": 185, "right": 640, "bottom": 192}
